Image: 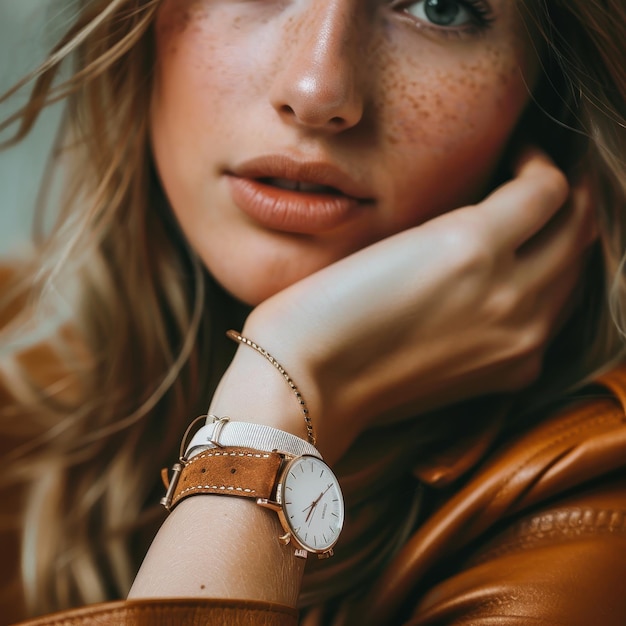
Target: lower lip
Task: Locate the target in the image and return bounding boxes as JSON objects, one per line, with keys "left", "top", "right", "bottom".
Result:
{"left": 227, "top": 176, "right": 367, "bottom": 234}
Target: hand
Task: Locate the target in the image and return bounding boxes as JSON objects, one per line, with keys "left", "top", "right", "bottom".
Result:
{"left": 130, "top": 150, "right": 594, "bottom": 608}
{"left": 242, "top": 149, "right": 596, "bottom": 461}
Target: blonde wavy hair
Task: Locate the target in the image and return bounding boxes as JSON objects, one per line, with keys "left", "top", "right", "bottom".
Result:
{"left": 0, "top": 0, "right": 625, "bottom": 618}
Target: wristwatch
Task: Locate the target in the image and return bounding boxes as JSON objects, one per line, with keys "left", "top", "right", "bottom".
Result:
{"left": 161, "top": 419, "right": 344, "bottom": 559}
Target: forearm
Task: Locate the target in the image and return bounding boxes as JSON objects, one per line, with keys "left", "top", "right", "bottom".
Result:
{"left": 128, "top": 497, "right": 304, "bottom": 605}
{"left": 129, "top": 344, "right": 309, "bottom": 605}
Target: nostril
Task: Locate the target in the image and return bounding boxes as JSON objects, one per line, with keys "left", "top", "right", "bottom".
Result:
{"left": 280, "top": 104, "right": 296, "bottom": 116}
{"left": 271, "top": 81, "right": 363, "bottom": 130}
{"left": 277, "top": 104, "right": 347, "bottom": 129}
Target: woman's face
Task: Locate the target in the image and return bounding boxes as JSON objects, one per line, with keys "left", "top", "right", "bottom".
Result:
{"left": 151, "top": 0, "right": 537, "bottom": 304}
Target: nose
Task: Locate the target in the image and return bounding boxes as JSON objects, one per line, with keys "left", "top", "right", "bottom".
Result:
{"left": 269, "top": 4, "right": 365, "bottom": 133}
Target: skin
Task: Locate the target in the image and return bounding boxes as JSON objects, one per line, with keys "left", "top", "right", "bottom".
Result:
{"left": 151, "top": 0, "right": 539, "bottom": 305}
{"left": 131, "top": 0, "right": 596, "bottom": 607}
{"left": 150, "top": 0, "right": 591, "bottom": 458}
{"left": 130, "top": 149, "right": 592, "bottom": 605}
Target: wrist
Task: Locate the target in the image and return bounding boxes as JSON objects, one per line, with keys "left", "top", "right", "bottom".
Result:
{"left": 239, "top": 311, "right": 360, "bottom": 463}
{"left": 209, "top": 340, "right": 310, "bottom": 441}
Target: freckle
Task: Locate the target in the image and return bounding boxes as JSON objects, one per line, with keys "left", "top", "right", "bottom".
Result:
{"left": 169, "top": 9, "right": 191, "bottom": 34}
{"left": 285, "top": 15, "right": 302, "bottom": 38}
{"left": 200, "top": 584, "right": 206, "bottom": 590}
{"left": 487, "top": 44, "right": 501, "bottom": 58}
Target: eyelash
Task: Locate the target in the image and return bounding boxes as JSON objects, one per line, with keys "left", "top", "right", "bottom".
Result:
{"left": 395, "top": 0, "right": 496, "bottom": 38}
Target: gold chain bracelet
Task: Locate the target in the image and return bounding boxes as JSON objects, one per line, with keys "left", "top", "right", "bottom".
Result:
{"left": 226, "top": 330, "right": 316, "bottom": 445}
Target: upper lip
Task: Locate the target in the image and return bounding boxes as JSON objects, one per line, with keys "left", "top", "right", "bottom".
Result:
{"left": 227, "top": 155, "right": 375, "bottom": 201}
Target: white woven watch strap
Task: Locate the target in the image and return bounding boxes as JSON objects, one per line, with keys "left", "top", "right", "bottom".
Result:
{"left": 185, "top": 419, "right": 322, "bottom": 459}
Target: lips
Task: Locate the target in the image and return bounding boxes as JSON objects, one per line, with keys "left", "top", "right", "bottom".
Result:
{"left": 260, "top": 177, "right": 339, "bottom": 194}
{"left": 226, "top": 155, "right": 374, "bottom": 234}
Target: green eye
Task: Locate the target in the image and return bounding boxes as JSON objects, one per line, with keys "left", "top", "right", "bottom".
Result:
{"left": 407, "top": 0, "right": 470, "bottom": 26}
{"left": 403, "top": 0, "right": 494, "bottom": 30}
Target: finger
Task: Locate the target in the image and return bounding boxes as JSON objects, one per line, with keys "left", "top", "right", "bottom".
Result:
{"left": 517, "top": 174, "right": 597, "bottom": 283}
{"left": 535, "top": 254, "right": 586, "bottom": 342}
{"left": 474, "top": 147, "right": 570, "bottom": 249}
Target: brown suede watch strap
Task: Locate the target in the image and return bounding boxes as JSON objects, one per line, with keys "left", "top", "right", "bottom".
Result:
{"left": 169, "top": 447, "right": 285, "bottom": 509}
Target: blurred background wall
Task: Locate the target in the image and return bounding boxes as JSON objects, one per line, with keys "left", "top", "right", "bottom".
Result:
{"left": 0, "top": 1, "right": 67, "bottom": 257}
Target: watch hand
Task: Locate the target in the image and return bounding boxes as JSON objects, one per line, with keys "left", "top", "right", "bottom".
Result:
{"left": 302, "top": 501, "right": 314, "bottom": 513}
{"left": 304, "top": 484, "right": 333, "bottom": 523}
{"left": 305, "top": 500, "right": 319, "bottom": 523}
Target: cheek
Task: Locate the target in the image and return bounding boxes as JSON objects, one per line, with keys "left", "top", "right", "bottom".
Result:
{"left": 375, "top": 15, "right": 534, "bottom": 148}
{"left": 373, "top": 37, "right": 533, "bottom": 223}
{"left": 150, "top": 4, "right": 250, "bottom": 204}
{"left": 152, "top": 1, "right": 282, "bottom": 109}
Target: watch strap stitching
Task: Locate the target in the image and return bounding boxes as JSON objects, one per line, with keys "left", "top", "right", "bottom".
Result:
{"left": 169, "top": 447, "right": 284, "bottom": 509}
{"left": 186, "top": 449, "right": 274, "bottom": 463}
{"left": 173, "top": 450, "right": 273, "bottom": 502}
{"left": 176, "top": 484, "right": 258, "bottom": 497}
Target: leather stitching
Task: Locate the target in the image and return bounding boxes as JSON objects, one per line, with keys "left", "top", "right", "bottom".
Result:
{"left": 186, "top": 449, "right": 272, "bottom": 463}
{"left": 491, "top": 409, "right": 626, "bottom": 508}
{"left": 176, "top": 484, "right": 257, "bottom": 497}
{"left": 172, "top": 449, "right": 275, "bottom": 505}
{"left": 469, "top": 506, "right": 626, "bottom": 564}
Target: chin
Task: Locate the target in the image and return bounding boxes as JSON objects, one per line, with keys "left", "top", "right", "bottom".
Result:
{"left": 202, "top": 240, "right": 342, "bottom": 306}
{"left": 208, "top": 265, "right": 306, "bottom": 307}
{"left": 224, "top": 283, "right": 279, "bottom": 307}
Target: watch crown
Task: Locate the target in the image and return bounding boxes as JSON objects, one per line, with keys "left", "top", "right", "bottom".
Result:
{"left": 279, "top": 532, "right": 291, "bottom": 545}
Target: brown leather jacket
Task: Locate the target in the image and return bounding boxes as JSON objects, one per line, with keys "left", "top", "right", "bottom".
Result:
{"left": 9, "top": 364, "right": 626, "bottom": 625}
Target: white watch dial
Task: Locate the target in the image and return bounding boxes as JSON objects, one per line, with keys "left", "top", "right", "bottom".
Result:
{"left": 278, "top": 455, "right": 344, "bottom": 553}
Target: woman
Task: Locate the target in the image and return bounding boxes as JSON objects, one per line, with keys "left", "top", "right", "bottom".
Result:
{"left": 1, "top": 0, "right": 625, "bottom": 624}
